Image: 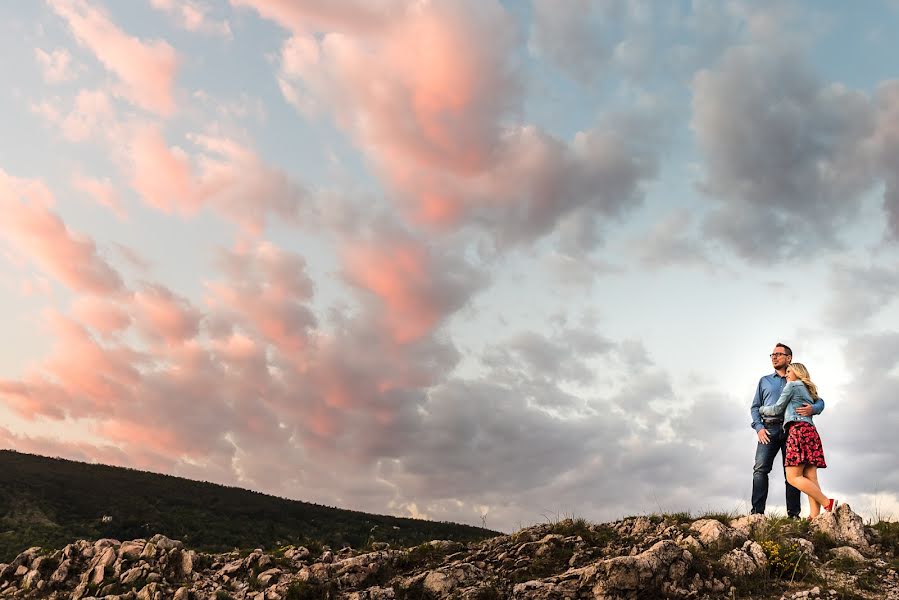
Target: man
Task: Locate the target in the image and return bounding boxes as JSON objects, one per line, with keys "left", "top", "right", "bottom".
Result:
{"left": 750, "top": 343, "right": 825, "bottom": 518}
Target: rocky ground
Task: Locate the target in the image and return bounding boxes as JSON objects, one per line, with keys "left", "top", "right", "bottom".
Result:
{"left": 1, "top": 504, "right": 896, "bottom": 599}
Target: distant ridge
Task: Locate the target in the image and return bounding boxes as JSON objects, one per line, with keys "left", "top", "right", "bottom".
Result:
{"left": 0, "top": 449, "right": 498, "bottom": 562}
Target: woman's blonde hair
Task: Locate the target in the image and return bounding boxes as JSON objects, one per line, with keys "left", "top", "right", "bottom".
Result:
{"left": 787, "top": 362, "right": 819, "bottom": 400}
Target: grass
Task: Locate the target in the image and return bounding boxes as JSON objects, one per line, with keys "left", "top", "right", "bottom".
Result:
{"left": 696, "top": 509, "right": 741, "bottom": 525}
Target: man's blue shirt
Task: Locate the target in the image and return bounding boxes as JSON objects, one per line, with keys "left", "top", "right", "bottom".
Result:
{"left": 751, "top": 373, "right": 825, "bottom": 432}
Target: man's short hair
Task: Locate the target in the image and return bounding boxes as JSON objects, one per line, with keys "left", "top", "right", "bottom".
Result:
{"left": 775, "top": 342, "right": 793, "bottom": 356}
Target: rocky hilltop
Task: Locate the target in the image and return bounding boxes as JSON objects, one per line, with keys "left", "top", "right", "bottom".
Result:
{"left": 1, "top": 504, "right": 897, "bottom": 599}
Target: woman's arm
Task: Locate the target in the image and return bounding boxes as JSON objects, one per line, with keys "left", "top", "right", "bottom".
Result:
{"left": 759, "top": 381, "right": 796, "bottom": 416}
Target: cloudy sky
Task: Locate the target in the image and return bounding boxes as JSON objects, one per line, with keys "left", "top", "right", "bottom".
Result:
{"left": 2, "top": 0, "right": 899, "bottom": 532}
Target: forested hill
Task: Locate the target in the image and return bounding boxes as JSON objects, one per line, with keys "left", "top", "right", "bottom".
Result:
{"left": 0, "top": 449, "right": 498, "bottom": 562}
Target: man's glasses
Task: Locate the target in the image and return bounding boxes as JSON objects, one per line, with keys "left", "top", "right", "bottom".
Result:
{"left": 770, "top": 352, "right": 789, "bottom": 358}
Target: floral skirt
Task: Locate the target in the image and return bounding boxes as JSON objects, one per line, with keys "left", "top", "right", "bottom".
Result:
{"left": 784, "top": 422, "right": 827, "bottom": 468}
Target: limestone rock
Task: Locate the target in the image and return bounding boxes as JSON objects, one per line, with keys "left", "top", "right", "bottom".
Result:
{"left": 811, "top": 503, "right": 870, "bottom": 550}
{"left": 119, "top": 541, "right": 145, "bottom": 561}
{"left": 591, "top": 540, "right": 692, "bottom": 596}
{"left": 148, "top": 535, "right": 182, "bottom": 552}
{"left": 689, "top": 518, "right": 745, "bottom": 550}
{"left": 719, "top": 541, "right": 767, "bottom": 577}
{"left": 422, "top": 563, "right": 486, "bottom": 596}
{"left": 729, "top": 513, "right": 767, "bottom": 538}
{"left": 830, "top": 546, "right": 866, "bottom": 563}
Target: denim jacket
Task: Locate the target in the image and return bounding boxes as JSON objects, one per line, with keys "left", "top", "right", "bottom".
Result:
{"left": 759, "top": 380, "right": 819, "bottom": 429}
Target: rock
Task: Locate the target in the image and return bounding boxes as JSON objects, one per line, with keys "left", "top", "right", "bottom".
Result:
{"left": 586, "top": 540, "right": 692, "bottom": 596}
{"left": 173, "top": 586, "right": 189, "bottom": 600}
{"left": 285, "top": 546, "right": 310, "bottom": 561}
{"left": 789, "top": 537, "right": 818, "bottom": 562}
{"left": 422, "top": 563, "right": 486, "bottom": 596}
{"left": 811, "top": 504, "right": 870, "bottom": 550}
{"left": 678, "top": 535, "right": 703, "bottom": 553}
{"left": 181, "top": 550, "right": 194, "bottom": 576}
{"left": 830, "top": 546, "right": 866, "bottom": 563}
{"left": 94, "top": 538, "right": 121, "bottom": 550}
{"left": 94, "top": 546, "right": 117, "bottom": 571}
{"left": 90, "top": 563, "right": 106, "bottom": 585}
{"left": 119, "top": 541, "right": 145, "bottom": 561}
{"left": 121, "top": 566, "right": 145, "bottom": 585}
{"left": 140, "top": 543, "right": 157, "bottom": 561}
{"left": 257, "top": 568, "right": 281, "bottom": 586}
{"left": 136, "top": 582, "right": 158, "bottom": 600}
{"left": 49, "top": 559, "right": 70, "bottom": 585}
{"left": 222, "top": 558, "right": 244, "bottom": 575}
{"left": 148, "top": 535, "right": 182, "bottom": 551}
{"left": 729, "top": 513, "right": 767, "bottom": 538}
{"left": 689, "top": 519, "right": 745, "bottom": 549}
{"left": 719, "top": 541, "right": 767, "bottom": 577}
{"left": 20, "top": 570, "right": 40, "bottom": 591}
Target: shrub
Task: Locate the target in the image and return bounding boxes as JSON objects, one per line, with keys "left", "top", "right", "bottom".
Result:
{"left": 759, "top": 540, "right": 810, "bottom": 581}
{"left": 871, "top": 520, "right": 899, "bottom": 554}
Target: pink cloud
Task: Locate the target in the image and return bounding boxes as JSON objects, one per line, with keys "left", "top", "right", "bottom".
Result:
{"left": 341, "top": 227, "right": 480, "bottom": 343}
{"left": 128, "top": 127, "right": 306, "bottom": 232}
{"left": 132, "top": 284, "right": 203, "bottom": 345}
{"left": 40, "top": 313, "right": 144, "bottom": 413}
{"left": 0, "top": 312, "right": 142, "bottom": 421}
{"left": 0, "top": 380, "right": 68, "bottom": 421}
{"left": 48, "top": 0, "right": 179, "bottom": 116}
{"left": 150, "top": 0, "right": 232, "bottom": 38}
{"left": 270, "top": 0, "right": 657, "bottom": 248}
{"left": 71, "top": 295, "right": 132, "bottom": 336}
{"left": 0, "top": 170, "right": 124, "bottom": 294}
{"left": 231, "top": 0, "right": 404, "bottom": 35}
{"left": 0, "top": 426, "right": 131, "bottom": 467}
{"left": 128, "top": 126, "right": 196, "bottom": 212}
{"left": 207, "top": 242, "right": 316, "bottom": 352}
{"left": 35, "top": 47, "right": 77, "bottom": 83}
{"left": 277, "top": 1, "right": 517, "bottom": 174}
{"left": 72, "top": 172, "right": 126, "bottom": 218}
{"left": 31, "top": 89, "right": 115, "bottom": 142}
{"left": 343, "top": 239, "right": 443, "bottom": 343}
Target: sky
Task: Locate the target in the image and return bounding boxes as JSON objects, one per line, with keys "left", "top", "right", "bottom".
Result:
{"left": 1, "top": 0, "right": 899, "bottom": 533}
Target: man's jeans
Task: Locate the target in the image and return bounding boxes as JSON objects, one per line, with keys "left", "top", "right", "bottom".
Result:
{"left": 751, "top": 423, "right": 801, "bottom": 517}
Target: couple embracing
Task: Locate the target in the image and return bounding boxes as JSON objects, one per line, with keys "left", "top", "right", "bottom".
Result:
{"left": 750, "top": 342, "right": 837, "bottom": 520}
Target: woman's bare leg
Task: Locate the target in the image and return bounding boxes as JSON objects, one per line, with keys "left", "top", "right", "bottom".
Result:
{"left": 805, "top": 466, "right": 822, "bottom": 517}
{"left": 785, "top": 466, "right": 829, "bottom": 506}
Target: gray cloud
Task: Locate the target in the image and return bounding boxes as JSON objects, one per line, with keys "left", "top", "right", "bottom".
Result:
{"left": 866, "top": 81, "right": 899, "bottom": 239}
{"left": 631, "top": 210, "right": 714, "bottom": 269}
{"left": 823, "top": 333, "right": 899, "bottom": 494}
{"left": 692, "top": 45, "right": 875, "bottom": 261}
{"left": 823, "top": 261, "right": 899, "bottom": 328}
{"left": 529, "top": 0, "right": 615, "bottom": 83}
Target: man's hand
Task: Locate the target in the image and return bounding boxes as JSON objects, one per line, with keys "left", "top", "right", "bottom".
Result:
{"left": 757, "top": 429, "right": 770, "bottom": 444}
{"left": 795, "top": 404, "right": 813, "bottom": 417}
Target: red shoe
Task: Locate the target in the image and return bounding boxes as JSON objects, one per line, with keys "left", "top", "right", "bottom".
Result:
{"left": 824, "top": 499, "right": 838, "bottom": 512}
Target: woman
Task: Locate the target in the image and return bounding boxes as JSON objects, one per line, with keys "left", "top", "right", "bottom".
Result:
{"left": 759, "top": 363, "right": 837, "bottom": 518}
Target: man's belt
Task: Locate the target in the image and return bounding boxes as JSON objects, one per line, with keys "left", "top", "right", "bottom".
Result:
{"left": 762, "top": 417, "right": 783, "bottom": 423}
